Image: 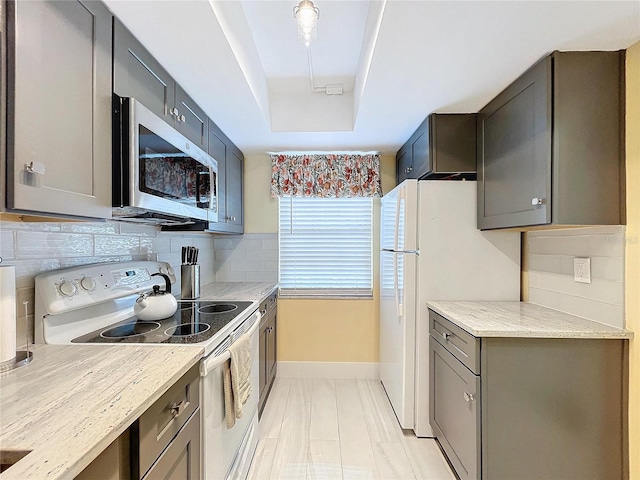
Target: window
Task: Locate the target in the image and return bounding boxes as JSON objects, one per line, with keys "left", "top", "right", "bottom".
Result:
{"left": 278, "top": 197, "right": 373, "bottom": 297}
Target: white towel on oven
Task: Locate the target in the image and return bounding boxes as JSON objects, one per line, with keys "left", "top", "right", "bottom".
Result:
{"left": 223, "top": 332, "right": 252, "bottom": 429}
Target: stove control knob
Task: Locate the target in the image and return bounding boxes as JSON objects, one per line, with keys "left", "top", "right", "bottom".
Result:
{"left": 58, "top": 281, "right": 77, "bottom": 297}
{"left": 80, "top": 277, "right": 96, "bottom": 292}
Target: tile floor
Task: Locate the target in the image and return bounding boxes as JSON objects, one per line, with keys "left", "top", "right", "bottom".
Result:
{"left": 247, "top": 377, "right": 456, "bottom": 480}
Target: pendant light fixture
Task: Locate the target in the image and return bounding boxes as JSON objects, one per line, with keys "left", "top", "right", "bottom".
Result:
{"left": 293, "top": 0, "right": 319, "bottom": 47}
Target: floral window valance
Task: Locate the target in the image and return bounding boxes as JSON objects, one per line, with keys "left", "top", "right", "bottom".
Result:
{"left": 270, "top": 153, "right": 382, "bottom": 198}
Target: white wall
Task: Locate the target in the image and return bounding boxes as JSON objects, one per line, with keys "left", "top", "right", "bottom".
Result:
{"left": 213, "top": 233, "right": 278, "bottom": 282}
{"left": 527, "top": 226, "right": 625, "bottom": 328}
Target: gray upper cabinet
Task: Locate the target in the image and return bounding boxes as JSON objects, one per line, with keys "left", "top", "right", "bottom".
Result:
{"left": 113, "top": 17, "right": 174, "bottom": 125}
{"left": 208, "top": 121, "right": 228, "bottom": 227}
{"left": 397, "top": 113, "right": 476, "bottom": 184}
{"left": 6, "top": 0, "right": 112, "bottom": 218}
{"left": 207, "top": 120, "right": 243, "bottom": 233}
{"left": 174, "top": 85, "right": 208, "bottom": 152}
{"left": 113, "top": 18, "right": 207, "bottom": 151}
{"left": 477, "top": 51, "right": 625, "bottom": 230}
{"left": 225, "top": 145, "right": 244, "bottom": 230}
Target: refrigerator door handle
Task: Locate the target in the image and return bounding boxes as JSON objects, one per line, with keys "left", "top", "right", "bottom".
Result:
{"left": 394, "top": 253, "right": 403, "bottom": 319}
{"left": 394, "top": 186, "right": 404, "bottom": 252}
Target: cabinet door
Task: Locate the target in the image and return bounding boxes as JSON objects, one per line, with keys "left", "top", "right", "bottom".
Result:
{"left": 396, "top": 143, "right": 411, "bottom": 184}
{"left": 259, "top": 321, "right": 267, "bottom": 397}
{"left": 266, "top": 310, "right": 277, "bottom": 384}
{"left": 174, "top": 85, "right": 208, "bottom": 152}
{"left": 208, "top": 121, "right": 227, "bottom": 224}
{"left": 410, "top": 118, "right": 430, "bottom": 179}
{"left": 142, "top": 409, "right": 200, "bottom": 480}
{"left": 477, "top": 56, "right": 552, "bottom": 229}
{"left": 225, "top": 144, "right": 244, "bottom": 230}
{"left": 7, "top": 0, "right": 111, "bottom": 218}
{"left": 431, "top": 114, "right": 477, "bottom": 174}
{"left": 113, "top": 18, "right": 175, "bottom": 125}
{"left": 430, "top": 338, "right": 480, "bottom": 480}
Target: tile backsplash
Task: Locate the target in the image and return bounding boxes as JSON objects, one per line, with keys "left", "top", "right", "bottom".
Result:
{"left": 213, "top": 233, "right": 278, "bottom": 283}
{"left": 527, "top": 226, "right": 625, "bottom": 328}
{"left": 0, "top": 220, "right": 215, "bottom": 348}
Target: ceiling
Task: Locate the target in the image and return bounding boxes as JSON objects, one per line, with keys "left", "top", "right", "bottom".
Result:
{"left": 103, "top": 0, "right": 640, "bottom": 155}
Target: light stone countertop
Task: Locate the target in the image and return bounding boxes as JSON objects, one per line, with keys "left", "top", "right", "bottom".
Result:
{"left": 0, "top": 344, "right": 203, "bottom": 480}
{"left": 426, "top": 301, "right": 634, "bottom": 339}
{"left": 0, "top": 282, "right": 277, "bottom": 479}
{"left": 198, "top": 281, "right": 278, "bottom": 303}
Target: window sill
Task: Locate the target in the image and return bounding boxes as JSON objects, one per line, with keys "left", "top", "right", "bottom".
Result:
{"left": 278, "top": 293, "right": 373, "bottom": 300}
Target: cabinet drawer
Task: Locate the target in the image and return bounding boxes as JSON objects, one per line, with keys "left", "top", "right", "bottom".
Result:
{"left": 429, "top": 309, "right": 480, "bottom": 374}
{"left": 259, "top": 291, "right": 277, "bottom": 316}
{"left": 142, "top": 409, "right": 200, "bottom": 480}
{"left": 136, "top": 364, "right": 200, "bottom": 478}
{"left": 430, "top": 338, "right": 480, "bottom": 480}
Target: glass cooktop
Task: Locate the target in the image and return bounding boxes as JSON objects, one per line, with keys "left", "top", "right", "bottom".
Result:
{"left": 71, "top": 301, "right": 254, "bottom": 345}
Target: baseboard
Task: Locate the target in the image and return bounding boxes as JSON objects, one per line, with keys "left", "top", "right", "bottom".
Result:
{"left": 276, "top": 361, "right": 379, "bottom": 379}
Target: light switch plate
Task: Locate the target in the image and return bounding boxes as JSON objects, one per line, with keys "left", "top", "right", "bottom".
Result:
{"left": 574, "top": 257, "right": 591, "bottom": 284}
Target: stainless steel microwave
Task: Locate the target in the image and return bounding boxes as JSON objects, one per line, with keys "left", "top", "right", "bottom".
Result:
{"left": 112, "top": 96, "right": 218, "bottom": 226}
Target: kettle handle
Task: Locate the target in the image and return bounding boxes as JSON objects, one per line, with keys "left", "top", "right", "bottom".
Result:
{"left": 151, "top": 272, "right": 172, "bottom": 293}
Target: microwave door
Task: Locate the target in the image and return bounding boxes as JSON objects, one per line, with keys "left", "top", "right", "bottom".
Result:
{"left": 200, "top": 165, "right": 218, "bottom": 223}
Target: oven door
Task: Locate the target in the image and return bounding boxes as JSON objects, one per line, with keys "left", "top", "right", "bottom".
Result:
{"left": 200, "top": 310, "right": 261, "bottom": 480}
{"left": 114, "top": 97, "right": 218, "bottom": 223}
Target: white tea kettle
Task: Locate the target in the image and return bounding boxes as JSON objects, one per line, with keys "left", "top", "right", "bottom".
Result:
{"left": 134, "top": 273, "right": 178, "bottom": 321}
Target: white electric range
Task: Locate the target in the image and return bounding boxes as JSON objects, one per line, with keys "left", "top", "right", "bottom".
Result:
{"left": 34, "top": 260, "right": 261, "bottom": 480}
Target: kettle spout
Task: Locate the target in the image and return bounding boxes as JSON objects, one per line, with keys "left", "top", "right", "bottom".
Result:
{"left": 135, "top": 294, "right": 148, "bottom": 309}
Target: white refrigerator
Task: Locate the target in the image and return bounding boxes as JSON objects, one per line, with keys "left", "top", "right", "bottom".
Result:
{"left": 379, "top": 179, "right": 520, "bottom": 437}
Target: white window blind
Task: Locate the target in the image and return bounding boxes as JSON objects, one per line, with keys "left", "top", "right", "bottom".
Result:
{"left": 279, "top": 197, "right": 373, "bottom": 297}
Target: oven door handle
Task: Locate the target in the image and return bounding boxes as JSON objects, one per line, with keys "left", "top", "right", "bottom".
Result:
{"left": 200, "top": 310, "right": 261, "bottom": 377}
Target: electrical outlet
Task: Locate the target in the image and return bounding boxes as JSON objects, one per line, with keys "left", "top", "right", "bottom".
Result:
{"left": 574, "top": 257, "right": 591, "bottom": 284}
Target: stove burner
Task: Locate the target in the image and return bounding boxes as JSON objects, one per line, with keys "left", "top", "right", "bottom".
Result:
{"left": 168, "top": 323, "right": 211, "bottom": 337}
{"left": 198, "top": 304, "right": 238, "bottom": 314}
{"left": 100, "top": 321, "right": 161, "bottom": 338}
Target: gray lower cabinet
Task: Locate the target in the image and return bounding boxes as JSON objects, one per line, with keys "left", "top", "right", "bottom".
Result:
{"left": 429, "top": 309, "right": 625, "bottom": 480}
{"left": 141, "top": 410, "right": 200, "bottom": 480}
{"left": 477, "top": 50, "right": 625, "bottom": 230}
{"left": 75, "top": 431, "right": 131, "bottom": 480}
{"left": 133, "top": 364, "right": 200, "bottom": 480}
{"left": 431, "top": 339, "right": 480, "bottom": 480}
{"left": 113, "top": 18, "right": 207, "bottom": 152}
{"left": 258, "top": 292, "right": 277, "bottom": 417}
{"left": 397, "top": 113, "right": 476, "bottom": 184}
{"left": 206, "top": 120, "right": 244, "bottom": 233}
{"left": 5, "top": 0, "right": 112, "bottom": 219}
{"left": 75, "top": 365, "right": 200, "bottom": 480}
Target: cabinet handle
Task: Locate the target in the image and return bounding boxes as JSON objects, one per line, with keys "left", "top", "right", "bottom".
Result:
{"left": 442, "top": 332, "right": 451, "bottom": 341}
{"left": 463, "top": 392, "right": 474, "bottom": 402}
{"left": 170, "top": 400, "right": 187, "bottom": 418}
{"left": 170, "top": 107, "right": 179, "bottom": 117}
{"left": 25, "top": 161, "right": 46, "bottom": 175}
{"left": 531, "top": 197, "right": 544, "bottom": 206}
{"left": 178, "top": 114, "right": 186, "bottom": 123}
